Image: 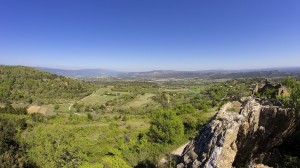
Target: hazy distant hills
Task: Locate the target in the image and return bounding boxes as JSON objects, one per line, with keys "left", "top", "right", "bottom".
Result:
{"left": 36, "top": 67, "right": 121, "bottom": 77}
{"left": 119, "top": 67, "right": 300, "bottom": 79}
{"left": 36, "top": 67, "right": 300, "bottom": 79}
{"left": 121, "top": 70, "right": 300, "bottom": 79}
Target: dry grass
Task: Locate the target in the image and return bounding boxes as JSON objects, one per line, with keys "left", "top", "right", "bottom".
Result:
{"left": 226, "top": 101, "right": 242, "bottom": 113}
{"left": 27, "top": 105, "right": 41, "bottom": 114}
{"left": 78, "top": 88, "right": 128, "bottom": 105}
{"left": 27, "top": 105, "right": 55, "bottom": 115}
{"left": 124, "top": 93, "right": 155, "bottom": 108}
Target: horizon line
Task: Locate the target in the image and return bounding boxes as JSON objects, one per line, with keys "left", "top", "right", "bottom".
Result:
{"left": 2, "top": 64, "right": 300, "bottom": 73}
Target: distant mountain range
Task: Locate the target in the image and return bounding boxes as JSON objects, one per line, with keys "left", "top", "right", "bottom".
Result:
{"left": 36, "top": 67, "right": 300, "bottom": 79}
{"left": 36, "top": 67, "right": 121, "bottom": 77}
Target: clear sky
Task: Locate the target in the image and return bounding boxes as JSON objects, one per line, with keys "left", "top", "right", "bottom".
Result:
{"left": 0, "top": 0, "right": 300, "bottom": 71}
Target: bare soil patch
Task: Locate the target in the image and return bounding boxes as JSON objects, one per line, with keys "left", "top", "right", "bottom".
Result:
{"left": 27, "top": 105, "right": 41, "bottom": 114}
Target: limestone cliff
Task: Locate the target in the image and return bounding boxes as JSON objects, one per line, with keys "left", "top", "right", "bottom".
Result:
{"left": 177, "top": 97, "right": 298, "bottom": 168}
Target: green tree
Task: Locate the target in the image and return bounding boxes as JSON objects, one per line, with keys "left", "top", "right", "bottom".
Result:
{"left": 26, "top": 125, "right": 87, "bottom": 168}
{"left": 175, "top": 103, "right": 196, "bottom": 115}
{"left": 0, "top": 118, "right": 33, "bottom": 167}
{"left": 102, "top": 156, "right": 131, "bottom": 168}
{"left": 148, "top": 109, "right": 184, "bottom": 144}
{"left": 282, "top": 77, "right": 298, "bottom": 89}
{"left": 290, "top": 83, "right": 300, "bottom": 110}
{"left": 182, "top": 115, "right": 197, "bottom": 134}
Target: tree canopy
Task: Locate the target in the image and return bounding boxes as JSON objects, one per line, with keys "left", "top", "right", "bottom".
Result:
{"left": 148, "top": 109, "right": 184, "bottom": 144}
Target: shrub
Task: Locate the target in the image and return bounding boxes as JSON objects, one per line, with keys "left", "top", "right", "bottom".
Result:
{"left": 102, "top": 156, "right": 131, "bottom": 168}
{"left": 148, "top": 109, "right": 184, "bottom": 144}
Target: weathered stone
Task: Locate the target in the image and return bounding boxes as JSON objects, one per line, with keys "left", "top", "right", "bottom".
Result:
{"left": 177, "top": 97, "right": 298, "bottom": 168}
{"left": 256, "top": 80, "right": 290, "bottom": 99}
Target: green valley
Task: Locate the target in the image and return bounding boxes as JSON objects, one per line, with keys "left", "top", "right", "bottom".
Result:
{"left": 1, "top": 66, "right": 300, "bottom": 167}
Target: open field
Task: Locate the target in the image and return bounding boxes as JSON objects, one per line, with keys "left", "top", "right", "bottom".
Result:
{"left": 164, "top": 88, "right": 189, "bottom": 92}
{"left": 123, "top": 93, "right": 156, "bottom": 108}
{"left": 58, "top": 103, "right": 74, "bottom": 112}
{"left": 77, "top": 88, "right": 128, "bottom": 106}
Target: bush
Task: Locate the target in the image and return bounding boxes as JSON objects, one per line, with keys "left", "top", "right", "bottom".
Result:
{"left": 31, "top": 113, "right": 45, "bottom": 123}
{"left": 26, "top": 125, "right": 87, "bottom": 168}
{"left": 0, "top": 118, "right": 33, "bottom": 167}
{"left": 87, "top": 113, "right": 93, "bottom": 120}
{"left": 0, "top": 102, "right": 27, "bottom": 115}
{"left": 284, "top": 155, "right": 300, "bottom": 168}
{"left": 182, "top": 115, "right": 197, "bottom": 134}
{"left": 175, "top": 103, "right": 196, "bottom": 115}
{"left": 102, "top": 156, "right": 131, "bottom": 168}
{"left": 148, "top": 109, "right": 184, "bottom": 144}
{"left": 54, "top": 104, "right": 60, "bottom": 110}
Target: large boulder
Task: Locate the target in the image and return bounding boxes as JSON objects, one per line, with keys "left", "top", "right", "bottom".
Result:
{"left": 177, "top": 97, "right": 298, "bottom": 168}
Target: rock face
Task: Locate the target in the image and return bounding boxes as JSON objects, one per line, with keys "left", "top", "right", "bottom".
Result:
{"left": 177, "top": 97, "right": 298, "bottom": 168}
{"left": 253, "top": 80, "right": 290, "bottom": 98}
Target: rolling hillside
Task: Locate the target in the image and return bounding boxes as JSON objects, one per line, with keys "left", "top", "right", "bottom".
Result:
{"left": 0, "top": 65, "right": 94, "bottom": 104}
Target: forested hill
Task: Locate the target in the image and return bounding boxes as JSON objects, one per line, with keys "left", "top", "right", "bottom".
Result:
{"left": 0, "top": 65, "right": 94, "bottom": 104}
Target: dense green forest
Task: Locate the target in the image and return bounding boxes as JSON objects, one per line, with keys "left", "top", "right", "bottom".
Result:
{"left": 0, "top": 66, "right": 300, "bottom": 167}
{"left": 0, "top": 66, "right": 94, "bottom": 104}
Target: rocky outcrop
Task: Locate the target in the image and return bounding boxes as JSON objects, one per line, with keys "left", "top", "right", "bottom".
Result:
{"left": 253, "top": 80, "right": 290, "bottom": 98}
{"left": 177, "top": 97, "right": 298, "bottom": 168}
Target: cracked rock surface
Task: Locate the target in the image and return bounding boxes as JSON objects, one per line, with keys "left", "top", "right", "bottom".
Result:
{"left": 177, "top": 97, "right": 297, "bottom": 168}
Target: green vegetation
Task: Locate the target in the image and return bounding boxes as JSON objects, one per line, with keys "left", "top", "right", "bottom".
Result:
{"left": 149, "top": 109, "right": 184, "bottom": 144}
{"left": 7, "top": 66, "right": 298, "bottom": 167}
{"left": 277, "top": 77, "right": 300, "bottom": 167}
{"left": 0, "top": 102, "right": 27, "bottom": 115}
{"left": 0, "top": 116, "right": 34, "bottom": 168}
{"left": 0, "top": 65, "right": 94, "bottom": 104}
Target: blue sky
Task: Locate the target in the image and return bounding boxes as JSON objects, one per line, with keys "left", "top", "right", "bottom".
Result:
{"left": 0, "top": 0, "right": 300, "bottom": 71}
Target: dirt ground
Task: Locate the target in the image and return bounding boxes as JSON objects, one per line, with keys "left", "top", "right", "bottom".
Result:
{"left": 27, "top": 105, "right": 49, "bottom": 114}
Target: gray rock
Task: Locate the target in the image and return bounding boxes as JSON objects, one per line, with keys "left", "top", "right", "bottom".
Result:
{"left": 177, "top": 97, "right": 298, "bottom": 168}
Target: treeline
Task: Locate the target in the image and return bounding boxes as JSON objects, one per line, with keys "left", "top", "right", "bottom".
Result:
{"left": 109, "top": 81, "right": 160, "bottom": 94}
{"left": 152, "top": 80, "right": 252, "bottom": 111}
{"left": 0, "top": 65, "right": 94, "bottom": 104}
{"left": 0, "top": 102, "right": 27, "bottom": 115}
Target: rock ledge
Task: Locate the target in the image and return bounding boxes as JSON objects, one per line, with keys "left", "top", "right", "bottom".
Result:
{"left": 177, "top": 97, "right": 297, "bottom": 168}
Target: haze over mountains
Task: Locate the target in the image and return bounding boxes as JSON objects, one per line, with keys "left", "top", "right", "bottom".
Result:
{"left": 37, "top": 67, "right": 120, "bottom": 77}
{"left": 36, "top": 66, "right": 300, "bottom": 79}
